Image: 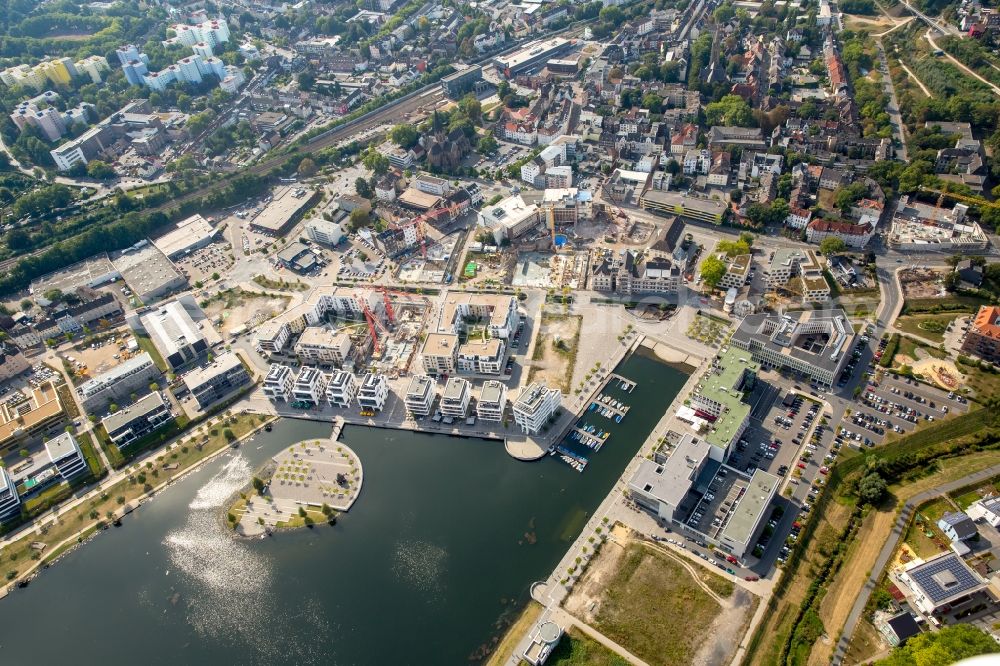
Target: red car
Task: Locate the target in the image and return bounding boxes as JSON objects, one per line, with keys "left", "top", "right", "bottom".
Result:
{"left": 819, "top": 466, "right": 829, "bottom": 475}
{"left": 726, "top": 555, "right": 738, "bottom": 564}
{"left": 796, "top": 462, "right": 807, "bottom": 469}
{"left": 744, "top": 575, "right": 759, "bottom": 581}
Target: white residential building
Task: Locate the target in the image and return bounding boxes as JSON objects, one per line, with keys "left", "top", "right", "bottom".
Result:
{"left": 43, "top": 431, "right": 88, "bottom": 481}
{"left": 263, "top": 364, "right": 295, "bottom": 401}
{"left": 440, "top": 377, "right": 471, "bottom": 419}
{"left": 305, "top": 219, "right": 345, "bottom": 246}
{"left": 325, "top": 370, "right": 358, "bottom": 408}
{"left": 513, "top": 382, "right": 561, "bottom": 434}
{"left": 421, "top": 333, "right": 459, "bottom": 375}
{"left": 477, "top": 380, "right": 508, "bottom": 422}
{"left": 0, "top": 467, "right": 21, "bottom": 522}
{"left": 294, "top": 327, "right": 353, "bottom": 367}
{"left": 292, "top": 366, "right": 327, "bottom": 403}
{"left": 457, "top": 338, "right": 506, "bottom": 375}
{"left": 404, "top": 375, "right": 436, "bottom": 416}
{"left": 357, "top": 373, "right": 389, "bottom": 411}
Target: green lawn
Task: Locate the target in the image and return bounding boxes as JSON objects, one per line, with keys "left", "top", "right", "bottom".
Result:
{"left": 955, "top": 357, "right": 1000, "bottom": 403}
{"left": 134, "top": 332, "right": 167, "bottom": 371}
{"left": 589, "top": 543, "right": 727, "bottom": 666}
{"left": 894, "top": 313, "right": 963, "bottom": 343}
{"left": 545, "top": 627, "right": 630, "bottom": 666}
{"left": 906, "top": 498, "right": 954, "bottom": 559}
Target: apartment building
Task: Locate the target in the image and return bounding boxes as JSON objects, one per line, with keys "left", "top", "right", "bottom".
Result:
{"left": 805, "top": 219, "right": 873, "bottom": 249}
{"left": 717, "top": 254, "right": 751, "bottom": 290}
{"left": 457, "top": 338, "right": 506, "bottom": 375}
{"left": 254, "top": 321, "right": 291, "bottom": 355}
{"left": 294, "top": 327, "right": 353, "bottom": 367}
{"left": 439, "top": 293, "right": 518, "bottom": 340}
{"left": 404, "top": 375, "right": 436, "bottom": 417}
{"left": 43, "top": 431, "right": 88, "bottom": 481}
{"left": 513, "top": 383, "right": 561, "bottom": 435}
{"left": 767, "top": 249, "right": 830, "bottom": 303}
{"left": 960, "top": 306, "right": 1000, "bottom": 364}
{"left": 421, "top": 333, "right": 459, "bottom": 376}
{"left": 0, "top": 467, "right": 21, "bottom": 523}
{"left": 181, "top": 353, "right": 251, "bottom": 410}
{"left": 325, "top": 370, "right": 358, "bottom": 408}
{"left": 357, "top": 373, "right": 389, "bottom": 411}
{"left": 102, "top": 392, "right": 173, "bottom": 448}
{"left": 477, "top": 381, "right": 508, "bottom": 422}
{"left": 292, "top": 366, "right": 327, "bottom": 404}
{"left": 440, "top": 377, "right": 472, "bottom": 419}
{"left": 263, "top": 364, "right": 295, "bottom": 401}
{"left": 0, "top": 382, "right": 67, "bottom": 455}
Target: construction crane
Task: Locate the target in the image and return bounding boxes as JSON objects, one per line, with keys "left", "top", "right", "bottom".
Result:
{"left": 919, "top": 186, "right": 1000, "bottom": 210}
{"left": 378, "top": 286, "right": 396, "bottom": 326}
{"left": 405, "top": 202, "right": 462, "bottom": 257}
{"left": 548, "top": 205, "right": 557, "bottom": 252}
{"left": 363, "top": 300, "right": 390, "bottom": 356}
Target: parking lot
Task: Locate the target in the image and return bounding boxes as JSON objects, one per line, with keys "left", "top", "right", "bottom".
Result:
{"left": 174, "top": 240, "right": 236, "bottom": 284}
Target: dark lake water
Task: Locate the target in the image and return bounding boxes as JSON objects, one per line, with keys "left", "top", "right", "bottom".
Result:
{"left": 0, "top": 351, "right": 686, "bottom": 665}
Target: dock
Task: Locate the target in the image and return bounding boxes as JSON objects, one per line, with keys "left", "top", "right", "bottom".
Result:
{"left": 591, "top": 395, "right": 630, "bottom": 418}
{"left": 607, "top": 373, "right": 636, "bottom": 393}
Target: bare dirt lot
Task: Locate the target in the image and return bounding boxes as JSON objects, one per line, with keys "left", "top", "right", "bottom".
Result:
{"left": 60, "top": 326, "right": 139, "bottom": 382}
{"left": 200, "top": 288, "right": 291, "bottom": 336}
{"left": 564, "top": 533, "right": 754, "bottom": 666}
{"left": 899, "top": 268, "right": 945, "bottom": 299}
{"left": 528, "top": 312, "right": 582, "bottom": 394}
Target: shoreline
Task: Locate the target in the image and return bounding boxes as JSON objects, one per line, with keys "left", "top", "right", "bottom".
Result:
{"left": 0, "top": 414, "right": 277, "bottom": 600}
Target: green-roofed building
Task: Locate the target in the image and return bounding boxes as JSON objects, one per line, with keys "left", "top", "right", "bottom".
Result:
{"left": 690, "top": 346, "right": 759, "bottom": 461}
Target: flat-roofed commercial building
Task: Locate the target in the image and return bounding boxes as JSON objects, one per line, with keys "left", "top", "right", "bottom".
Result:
{"left": 730, "top": 309, "right": 854, "bottom": 388}
{"left": 139, "top": 300, "right": 207, "bottom": 370}
{"left": 304, "top": 218, "right": 345, "bottom": 246}
{"left": 718, "top": 469, "right": 779, "bottom": 559}
{"left": 182, "top": 353, "right": 251, "bottom": 410}
{"left": 43, "top": 431, "right": 88, "bottom": 481}
{"left": 421, "top": 333, "right": 459, "bottom": 376}
{"left": 718, "top": 254, "right": 751, "bottom": 290}
{"left": 477, "top": 194, "right": 540, "bottom": 243}
{"left": 513, "top": 382, "right": 561, "bottom": 434}
{"left": 689, "top": 347, "right": 758, "bottom": 460}
{"left": 112, "top": 243, "right": 187, "bottom": 303}
{"left": 404, "top": 374, "right": 435, "bottom": 416}
{"left": 249, "top": 186, "right": 318, "bottom": 236}
{"left": 629, "top": 433, "right": 711, "bottom": 522}
{"left": 494, "top": 37, "right": 570, "bottom": 75}
{"left": 0, "top": 381, "right": 66, "bottom": 455}
{"left": 441, "top": 65, "right": 482, "bottom": 98}
{"left": 294, "top": 327, "right": 353, "bottom": 367}
{"left": 357, "top": 373, "right": 389, "bottom": 411}
{"left": 152, "top": 214, "right": 218, "bottom": 259}
{"left": 639, "top": 190, "right": 727, "bottom": 224}
{"left": 76, "top": 352, "right": 160, "bottom": 412}
{"left": 292, "top": 366, "right": 327, "bottom": 404}
{"left": 325, "top": 370, "right": 357, "bottom": 408}
{"left": 440, "top": 377, "right": 471, "bottom": 419}
{"left": 477, "top": 380, "right": 508, "bottom": 422}
{"left": 102, "top": 392, "right": 173, "bottom": 448}
{"left": 263, "top": 364, "right": 294, "bottom": 401}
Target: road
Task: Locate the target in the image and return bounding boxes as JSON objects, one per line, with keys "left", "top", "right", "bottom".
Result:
{"left": 831, "top": 463, "right": 1000, "bottom": 665}
{"left": 874, "top": 39, "right": 909, "bottom": 162}
{"left": 895, "top": 0, "right": 959, "bottom": 36}
{"left": 925, "top": 28, "right": 1000, "bottom": 97}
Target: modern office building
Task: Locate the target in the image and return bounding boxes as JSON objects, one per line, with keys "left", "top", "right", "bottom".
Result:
{"left": 43, "top": 431, "right": 88, "bottom": 481}
{"left": 76, "top": 352, "right": 160, "bottom": 412}
{"left": 263, "top": 364, "right": 295, "bottom": 401}
{"left": 139, "top": 300, "right": 208, "bottom": 370}
{"left": 325, "top": 370, "right": 358, "bottom": 408}
{"left": 357, "top": 373, "right": 389, "bottom": 411}
{"left": 730, "top": 309, "right": 854, "bottom": 388}
{"left": 513, "top": 382, "right": 561, "bottom": 434}
{"left": 292, "top": 366, "right": 327, "bottom": 404}
{"left": 477, "top": 380, "right": 508, "bottom": 422}
{"left": 0, "top": 382, "right": 66, "bottom": 455}
{"left": 440, "top": 377, "right": 471, "bottom": 419}
{"left": 181, "top": 353, "right": 251, "bottom": 410}
{"left": 687, "top": 347, "right": 758, "bottom": 460}
{"left": 305, "top": 219, "right": 345, "bottom": 246}
{"left": 404, "top": 375, "right": 435, "bottom": 417}
{"left": 101, "top": 392, "right": 173, "bottom": 448}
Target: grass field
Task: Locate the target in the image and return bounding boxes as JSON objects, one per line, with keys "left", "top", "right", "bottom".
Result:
{"left": 589, "top": 543, "right": 726, "bottom": 666}
{"left": 956, "top": 357, "right": 1000, "bottom": 403}
{"left": 547, "top": 627, "right": 630, "bottom": 666}
{"left": 133, "top": 332, "right": 167, "bottom": 371}
{"left": 905, "top": 497, "right": 953, "bottom": 559}
{"left": 894, "top": 313, "right": 963, "bottom": 343}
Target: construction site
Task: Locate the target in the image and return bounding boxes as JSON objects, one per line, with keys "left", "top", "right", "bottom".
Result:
{"left": 339, "top": 288, "right": 434, "bottom": 378}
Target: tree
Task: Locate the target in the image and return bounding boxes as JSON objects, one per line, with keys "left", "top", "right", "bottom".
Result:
{"left": 86, "top": 160, "right": 115, "bottom": 180}
{"left": 717, "top": 239, "right": 751, "bottom": 257}
{"left": 361, "top": 149, "right": 389, "bottom": 176}
{"left": 738, "top": 231, "right": 755, "bottom": 247}
{"left": 699, "top": 255, "right": 727, "bottom": 289}
{"left": 223, "top": 428, "right": 236, "bottom": 442}
{"left": 877, "top": 624, "right": 998, "bottom": 666}
{"left": 704, "top": 95, "right": 755, "bottom": 127}
{"left": 149, "top": 382, "right": 160, "bottom": 392}
{"left": 349, "top": 208, "right": 371, "bottom": 230}
{"left": 478, "top": 135, "right": 498, "bottom": 154}
{"left": 819, "top": 237, "right": 847, "bottom": 255}
{"left": 297, "top": 71, "right": 316, "bottom": 91}
{"left": 298, "top": 158, "right": 318, "bottom": 177}
{"left": 389, "top": 124, "right": 420, "bottom": 149}
{"left": 857, "top": 472, "right": 886, "bottom": 505}
{"left": 252, "top": 476, "right": 265, "bottom": 494}
{"left": 43, "top": 288, "right": 63, "bottom": 303}
{"left": 355, "top": 177, "right": 372, "bottom": 199}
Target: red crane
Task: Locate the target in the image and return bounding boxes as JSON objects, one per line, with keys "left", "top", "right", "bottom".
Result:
{"left": 363, "top": 301, "right": 390, "bottom": 355}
